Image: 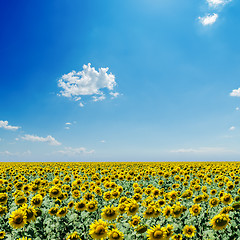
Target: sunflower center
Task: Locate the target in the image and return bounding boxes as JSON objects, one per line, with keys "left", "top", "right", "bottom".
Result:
{"left": 106, "top": 209, "right": 115, "bottom": 216}
{"left": 129, "top": 205, "right": 137, "bottom": 212}
{"left": 95, "top": 226, "right": 105, "bottom": 235}
{"left": 153, "top": 230, "right": 163, "bottom": 238}
{"left": 112, "top": 232, "right": 120, "bottom": 239}
{"left": 216, "top": 218, "right": 228, "bottom": 226}
{"left": 15, "top": 215, "right": 23, "bottom": 224}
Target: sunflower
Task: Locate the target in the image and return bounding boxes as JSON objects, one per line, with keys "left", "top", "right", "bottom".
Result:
{"left": 221, "top": 193, "right": 233, "bottom": 205}
{"left": 189, "top": 204, "right": 201, "bottom": 216}
{"left": 16, "top": 238, "right": 32, "bottom": 240}
{"left": 9, "top": 209, "right": 27, "bottom": 229}
{"left": 125, "top": 200, "right": 139, "bottom": 216}
{"left": 209, "top": 198, "right": 219, "bottom": 208}
{"left": 129, "top": 215, "right": 141, "bottom": 228}
{"left": 48, "top": 206, "right": 59, "bottom": 216}
{"left": 210, "top": 189, "right": 217, "bottom": 195}
{"left": 210, "top": 214, "right": 230, "bottom": 230}
{"left": 89, "top": 219, "right": 108, "bottom": 239}
{"left": 165, "top": 224, "right": 174, "bottom": 240}
{"left": 101, "top": 205, "right": 119, "bottom": 221}
{"left": 143, "top": 206, "right": 155, "bottom": 219}
{"left": 108, "top": 229, "right": 124, "bottom": 240}
{"left": 162, "top": 206, "right": 172, "bottom": 218}
{"left": 172, "top": 234, "right": 183, "bottom": 240}
{"left": 0, "top": 193, "right": 8, "bottom": 205}
{"left": 0, "top": 205, "right": 7, "bottom": 216}
{"left": 147, "top": 225, "right": 167, "bottom": 240}
{"left": 103, "top": 192, "right": 112, "bottom": 201}
{"left": 118, "top": 203, "right": 127, "bottom": 214}
{"left": 30, "top": 194, "right": 43, "bottom": 207}
{"left": 0, "top": 231, "right": 5, "bottom": 239}
{"left": 23, "top": 206, "right": 37, "bottom": 222}
{"left": 193, "top": 195, "right": 203, "bottom": 204}
{"left": 136, "top": 225, "right": 148, "bottom": 234}
{"left": 171, "top": 204, "right": 183, "bottom": 218}
{"left": 66, "top": 231, "right": 82, "bottom": 240}
{"left": 56, "top": 206, "right": 68, "bottom": 217}
{"left": 15, "top": 196, "right": 27, "bottom": 206}
{"left": 49, "top": 186, "right": 62, "bottom": 198}
{"left": 86, "top": 200, "right": 98, "bottom": 212}
{"left": 182, "top": 225, "right": 196, "bottom": 238}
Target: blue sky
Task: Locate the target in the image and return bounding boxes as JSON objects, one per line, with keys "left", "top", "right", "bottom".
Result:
{"left": 1, "top": 0, "right": 240, "bottom": 162}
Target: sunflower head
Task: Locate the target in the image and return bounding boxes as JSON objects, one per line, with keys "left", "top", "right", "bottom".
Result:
{"left": 108, "top": 229, "right": 124, "bottom": 240}
{"left": 210, "top": 214, "right": 230, "bottom": 230}
{"left": 182, "top": 225, "right": 196, "bottom": 238}
{"left": 9, "top": 209, "right": 27, "bottom": 229}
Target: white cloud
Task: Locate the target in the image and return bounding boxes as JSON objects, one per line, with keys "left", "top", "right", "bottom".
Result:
{"left": 79, "top": 102, "right": 84, "bottom": 107}
{"left": 92, "top": 94, "right": 106, "bottom": 102}
{"left": 65, "top": 122, "right": 72, "bottom": 125}
{"left": 207, "top": 0, "right": 231, "bottom": 7}
{"left": 171, "top": 147, "right": 230, "bottom": 153}
{"left": 110, "top": 92, "right": 120, "bottom": 98}
{"left": 0, "top": 150, "right": 31, "bottom": 156}
{"left": 229, "top": 126, "right": 235, "bottom": 131}
{"left": 0, "top": 121, "right": 20, "bottom": 131}
{"left": 199, "top": 13, "right": 218, "bottom": 25}
{"left": 236, "top": 107, "right": 240, "bottom": 111}
{"left": 230, "top": 88, "right": 240, "bottom": 97}
{"left": 100, "top": 140, "right": 106, "bottom": 143}
{"left": 65, "top": 127, "right": 70, "bottom": 130}
{"left": 56, "top": 147, "right": 94, "bottom": 156}
{"left": 58, "top": 63, "right": 119, "bottom": 106}
{"left": 21, "top": 134, "right": 61, "bottom": 146}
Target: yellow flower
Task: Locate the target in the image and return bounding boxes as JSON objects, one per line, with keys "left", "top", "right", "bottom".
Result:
{"left": 221, "top": 193, "right": 233, "bottom": 205}
{"left": 125, "top": 200, "right": 139, "bottom": 216}
{"left": 189, "top": 204, "right": 201, "bottom": 216}
{"left": 30, "top": 194, "right": 43, "bottom": 207}
{"left": 209, "top": 198, "right": 219, "bottom": 208}
{"left": 89, "top": 219, "right": 108, "bottom": 239}
{"left": 16, "top": 238, "right": 32, "bottom": 240}
{"left": 182, "top": 225, "right": 196, "bottom": 238}
{"left": 75, "top": 200, "right": 87, "bottom": 211}
{"left": 86, "top": 200, "right": 98, "bottom": 212}
{"left": 108, "top": 229, "right": 124, "bottom": 240}
{"left": 0, "top": 231, "right": 5, "bottom": 239}
{"left": 147, "top": 225, "right": 167, "bottom": 240}
{"left": 0, "top": 205, "right": 7, "bottom": 216}
{"left": 0, "top": 193, "right": 8, "bottom": 205}
{"left": 48, "top": 206, "right": 59, "bottom": 216}
{"left": 129, "top": 215, "right": 141, "bottom": 228}
{"left": 66, "top": 231, "right": 82, "bottom": 240}
{"left": 172, "top": 234, "right": 183, "bottom": 240}
{"left": 210, "top": 214, "right": 230, "bottom": 230}
{"left": 9, "top": 209, "right": 27, "bottom": 229}
{"left": 49, "top": 186, "right": 62, "bottom": 198}
{"left": 162, "top": 205, "right": 172, "bottom": 218}
{"left": 56, "top": 206, "right": 68, "bottom": 217}
{"left": 101, "top": 205, "right": 119, "bottom": 221}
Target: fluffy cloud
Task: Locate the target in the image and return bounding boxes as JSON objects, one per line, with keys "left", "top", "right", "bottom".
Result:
{"left": 58, "top": 63, "right": 119, "bottom": 106}
{"left": 56, "top": 147, "right": 94, "bottom": 156}
{"left": 0, "top": 121, "right": 20, "bottom": 131}
{"left": 171, "top": 147, "right": 229, "bottom": 153}
{"left": 230, "top": 88, "right": 240, "bottom": 97}
{"left": 199, "top": 13, "right": 218, "bottom": 25}
{"left": 21, "top": 134, "right": 61, "bottom": 146}
{"left": 236, "top": 107, "right": 240, "bottom": 111}
{"left": 207, "top": 0, "right": 231, "bottom": 7}
{"left": 229, "top": 126, "right": 235, "bottom": 131}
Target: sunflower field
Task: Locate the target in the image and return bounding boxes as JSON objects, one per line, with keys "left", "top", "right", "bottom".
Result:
{"left": 0, "top": 162, "right": 240, "bottom": 240}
